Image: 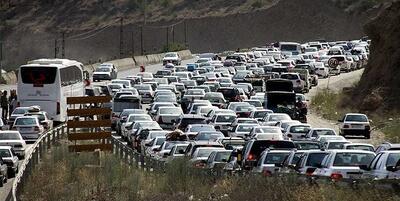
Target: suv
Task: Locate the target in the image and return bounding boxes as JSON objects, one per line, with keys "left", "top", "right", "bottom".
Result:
{"left": 163, "top": 52, "right": 181, "bottom": 65}
{"left": 242, "top": 140, "right": 296, "bottom": 170}
{"left": 280, "top": 73, "right": 305, "bottom": 93}
{"left": 24, "top": 108, "right": 53, "bottom": 130}
{"left": 338, "top": 113, "right": 371, "bottom": 139}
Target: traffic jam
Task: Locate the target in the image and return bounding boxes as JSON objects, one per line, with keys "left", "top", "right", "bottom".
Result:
{"left": 1, "top": 39, "right": 399, "bottom": 188}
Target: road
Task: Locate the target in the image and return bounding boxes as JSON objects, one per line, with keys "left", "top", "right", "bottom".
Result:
{"left": 306, "top": 69, "right": 385, "bottom": 146}
{"left": 0, "top": 58, "right": 197, "bottom": 201}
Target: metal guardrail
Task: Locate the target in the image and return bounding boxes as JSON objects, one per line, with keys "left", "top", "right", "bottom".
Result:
{"left": 110, "top": 136, "right": 165, "bottom": 172}
{"left": 109, "top": 136, "right": 400, "bottom": 191}
{"left": 5, "top": 125, "right": 67, "bottom": 201}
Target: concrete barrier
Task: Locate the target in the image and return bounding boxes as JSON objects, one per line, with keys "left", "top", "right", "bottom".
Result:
{"left": 0, "top": 50, "right": 192, "bottom": 85}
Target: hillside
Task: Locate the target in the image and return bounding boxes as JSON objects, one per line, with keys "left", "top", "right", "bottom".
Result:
{"left": 353, "top": 0, "right": 400, "bottom": 112}
{"left": 0, "top": 0, "right": 384, "bottom": 71}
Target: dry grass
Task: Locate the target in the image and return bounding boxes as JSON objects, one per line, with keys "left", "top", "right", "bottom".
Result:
{"left": 19, "top": 143, "right": 400, "bottom": 201}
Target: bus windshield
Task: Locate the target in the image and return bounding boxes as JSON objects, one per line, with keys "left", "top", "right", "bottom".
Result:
{"left": 20, "top": 67, "right": 57, "bottom": 84}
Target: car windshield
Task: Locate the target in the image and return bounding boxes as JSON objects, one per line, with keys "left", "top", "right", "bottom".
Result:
{"left": 345, "top": 145, "right": 374, "bottom": 152}
{"left": 135, "top": 122, "right": 158, "bottom": 129}
{"left": 197, "top": 149, "right": 217, "bottom": 158}
{"left": 237, "top": 125, "right": 257, "bottom": 132}
{"left": 328, "top": 142, "right": 348, "bottom": 149}
{"left": 0, "top": 149, "right": 11, "bottom": 157}
{"left": 95, "top": 67, "right": 111, "bottom": 72}
{"left": 216, "top": 115, "right": 236, "bottom": 123}
{"left": 290, "top": 126, "right": 310, "bottom": 133}
{"left": 25, "top": 114, "right": 45, "bottom": 121}
{"left": 135, "top": 85, "right": 152, "bottom": 90}
{"left": 149, "top": 132, "right": 167, "bottom": 139}
{"left": 156, "top": 96, "right": 176, "bottom": 102}
{"left": 255, "top": 127, "right": 280, "bottom": 134}
{"left": 333, "top": 153, "right": 375, "bottom": 167}
{"left": 312, "top": 130, "right": 336, "bottom": 137}
{"left": 295, "top": 142, "right": 321, "bottom": 150}
{"left": 190, "top": 126, "right": 214, "bottom": 132}
{"left": 186, "top": 90, "right": 204, "bottom": 95}
{"left": 254, "top": 111, "right": 269, "bottom": 118}
{"left": 281, "top": 74, "right": 298, "bottom": 80}
{"left": 236, "top": 106, "right": 254, "bottom": 112}
{"left": 196, "top": 133, "right": 224, "bottom": 141}
{"left": 269, "top": 114, "right": 290, "bottom": 121}
{"left": 0, "top": 132, "right": 21, "bottom": 140}
{"left": 345, "top": 115, "right": 368, "bottom": 122}
{"left": 165, "top": 53, "right": 176, "bottom": 57}
{"left": 15, "top": 118, "right": 37, "bottom": 125}
{"left": 246, "top": 101, "right": 262, "bottom": 107}
{"left": 128, "top": 115, "right": 151, "bottom": 122}
{"left": 305, "top": 153, "right": 329, "bottom": 166}
{"left": 160, "top": 107, "right": 182, "bottom": 114}
{"left": 264, "top": 153, "right": 290, "bottom": 164}
{"left": 13, "top": 108, "right": 28, "bottom": 115}
{"left": 386, "top": 153, "right": 400, "bottom": 167}
{"left": 214, "top": 152, "right": 231, "bottom": 162}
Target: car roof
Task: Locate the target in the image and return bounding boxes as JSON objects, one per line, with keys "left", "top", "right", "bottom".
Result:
{"left": 329, "top": 150, "right": 375, "bottom": 154}
{"left": 0, "top": 146, "right": 12, "bottom": 149}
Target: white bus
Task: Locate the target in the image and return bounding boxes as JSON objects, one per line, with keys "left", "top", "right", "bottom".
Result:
{"left": 17, "top": 59, "right": 86, "bottom": 123}
{"left": 279, "top": 42, "right": 302, "bottom": 56}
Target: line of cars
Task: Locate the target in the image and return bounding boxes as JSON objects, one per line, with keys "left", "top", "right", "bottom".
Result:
{"left": 85, "top": 39, "right": 399, "bottom": 185}
{"left": 0, "top": 106, "right": 54, "bottom": 187}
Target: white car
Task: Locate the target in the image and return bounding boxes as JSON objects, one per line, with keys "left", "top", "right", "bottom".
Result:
{"left": 262, "top": 113, "right": 292, "bottom": 126}
{"left": 13, "top": 116, "right": 44, "bottom": 143}
{"left": 313, "top": 150, "right": 375, "bottom": 181}
{"left": 189, "top": 147, "right": 225, "bottom": 168}
{"left": 284, "top": 124, "right": 312, "bottom": 140}
{"left": 92, "top": 63, "right": 117, "bottom": 81}
{"left": 163, "top": 52, "right": 181, "bottom": 66}
{"left": 121, "top": 114, "right": 152, "bottom": 139}
{"left": 361, "top": 151, "right": 400, "bottom": 180}
{"left": 338, "top": 113, "right": 371, "bottom": 139}
{"left": 229, "top": 123, "right": 259, "bottom": 138}
{"left": 280, "top": 73, "right": 305, "bottom": 93}
{"left": 315, "top": 66, "right": 330, "bottom": 78}
{"left": 210, "top": 114, "right": 237, "bottom": 134}
{"left": 253, "top": 150, "right": 291, "bottom": 175}
{"left": 305, "top": 128, "right": 337, "bottom": 140}
{"left": 0, "top": 131, "right": 27, "bottom": 158}
{"left": 154, "top": 107, "right": 183, "bottom": 129}
{"left": 248, "top": 126, "right": 283, "bottom": 140}
{"left": 144, "top": 137, "right": 166, "bottom": 156}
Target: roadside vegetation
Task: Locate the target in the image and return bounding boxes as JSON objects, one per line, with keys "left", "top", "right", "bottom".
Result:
{"left": 20, "top": 143, "right": 400, "bottom": 201}
{"left": 311, "top": 88, "right": 400, "bottom": 143}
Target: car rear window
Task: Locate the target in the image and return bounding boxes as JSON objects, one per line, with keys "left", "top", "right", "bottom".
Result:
{"left": 345, "top": 115, "right": 368, "bottom": 122}
{"left": 305, "top": 153, "right": 329, "bottom": 166}
{"left": 333, "top": 153, "right": 375, "bottom": 167}
{"left": 249, "top": 141, "right": 296, "bottom": 159}
{"left": 15, "top": 118, "right": 37, "bottom": 125}
{"left": 264, "top": 153, "right": 290, "bottom": 164}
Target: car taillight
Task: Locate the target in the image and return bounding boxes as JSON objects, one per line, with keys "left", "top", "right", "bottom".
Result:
{"left": 306, "top": 168, "right": 315, "bottom": 176}
{"left": 330, "top": 173, "right": 343, "bottom": 182}
{"left": 262, "top": 169, "right": 272, "bottom": 177}
{"left": 34, "top": 126, "right": 40, "bottom": 131}
{"left": 57, "top": 102, "right": 60, "bottom": 115}
{"left": 343, "top": 124, "right": 350, "bottom": 128}
{"left": 247, "top": 154, "right": 255, "bottom": 161}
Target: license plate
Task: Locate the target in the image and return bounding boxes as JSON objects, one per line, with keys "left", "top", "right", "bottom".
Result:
{"left": 348, "top": 173, "right": 362, "bottom": 179}
{"left": 19, "top": 127, "right": 31, "bottom": 132}
{"left": 351, "top": 125, "right": 363, "bottom": 129}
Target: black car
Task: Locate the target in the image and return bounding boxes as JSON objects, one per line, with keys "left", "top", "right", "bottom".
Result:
{"left": 217, "top": 87, "right": 240, "bottom": 102}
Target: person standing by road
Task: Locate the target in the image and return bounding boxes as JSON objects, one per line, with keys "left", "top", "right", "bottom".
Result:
{"left": 9, "top": 90, "right": 17, "bottom": 118}
{"left": 1, "top": 91, "right": 9, "bottom": 120}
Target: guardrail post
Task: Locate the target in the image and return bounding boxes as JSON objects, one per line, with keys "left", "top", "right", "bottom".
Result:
{"left": 119, "top": 143, "right": 124, "bottom": 159}
{"left": 52, "top": 130, "right": 56, "bottom": 144}
{"left": 47, "top": 133, "right": 51, "bottom": 149}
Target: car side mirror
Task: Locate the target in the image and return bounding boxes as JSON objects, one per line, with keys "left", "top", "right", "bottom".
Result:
{"left": 386, "top": 166, "right": 397, "bottom": 172}
{"left": 338, "top": 119, "right": 343, "bottom": 122}
{"left": 178, "top": 150, "right": 185, "bottom": 154}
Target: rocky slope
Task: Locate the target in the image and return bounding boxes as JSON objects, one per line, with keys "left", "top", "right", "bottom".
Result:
{"left": 353, "top": 0, "right": 400, "bottom": 112}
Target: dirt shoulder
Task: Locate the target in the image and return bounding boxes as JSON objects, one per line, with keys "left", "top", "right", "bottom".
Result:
{"left": 306, "top": 70, "right": 385, "bottom": 146}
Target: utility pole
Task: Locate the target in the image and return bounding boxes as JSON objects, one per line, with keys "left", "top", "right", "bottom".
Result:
{"left": 0, "top": 40, "right": 3, "bottom": 80}
{"left": 166, "top": 27, "right": 169, "bottom": 51}
{"left": 131, "top": 30, "right": 135, "bottom": 57}
{"left": 119, "top": 17, "right": 124, "bottom": 58}
{"left": 140, "top": 26, "right": 144, "bottom": 55}
{"left": 61, "top": 32, "right": 65, "bottom": 58}
{"left": 172, "top": 26, "right": 175, "bottom": 44}
{"left": 54, "top": 38, "right": 58, "bottom": 58}
{"left": 184, "top": 20, "right": 188, "bottom": 48}
{"left": 143, "top": 0, "right": 147, "bottom": 25}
